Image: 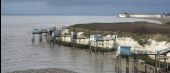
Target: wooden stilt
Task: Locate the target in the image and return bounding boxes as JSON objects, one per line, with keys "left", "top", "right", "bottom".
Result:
{"left": 90, "top": 42, "right": 91, "bottom": 53}
{"left": 119, "top": 55, "right": 121, "bottom": 73}
{"left": 95, "top": 41, "right": 97, "bottom": 52}
{"left": 155, "top": 54, "right": 158, "bottom": 73}
{"left": 118, "top": 56, "right": 120, "bottom": 73}
{"left": 158, "top": 58, "right": 160, "bottom": 73}
{"left": 126, "top": 56, "right": 129, "bottom": 73}
{"left": 164, "top": 54, "right": 167, "bottom": 72}
{"left": 115, "top": 57, "right": 117, "bottom": 73}
{"left": 167, "top": 61, "right": 169, "bottom": 72}
{"left": 134, "top": 55, "right": 138, "bottom": 73}
{"left": 39, "top": 33, "right": 42, "bottom": 42}
{"left": 145, "top": 54, "right": 147, "bottom": 73}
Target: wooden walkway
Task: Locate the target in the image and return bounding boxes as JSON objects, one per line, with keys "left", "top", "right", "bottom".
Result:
{"left": 132, "top": 47, "right": 170, "bottom": 55}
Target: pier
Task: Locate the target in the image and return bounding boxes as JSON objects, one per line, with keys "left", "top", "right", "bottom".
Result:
{"left": 115, "top": 46, "right": 170, "bottom": 73}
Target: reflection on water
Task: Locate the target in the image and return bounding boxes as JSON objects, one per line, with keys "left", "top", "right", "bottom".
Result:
{"left": 2, "top": 34, "right": 117, "bottom": 73}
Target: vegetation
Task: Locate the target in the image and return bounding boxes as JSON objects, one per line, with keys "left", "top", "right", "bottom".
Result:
{"left": 69, "top": 21, "right": 170, "bottom": 34}
{"left": 66, "top": 21, "right": 170, "bottom": 70}
{"left": 165, "top": 22, "right": 170, "bottom": 25}
{"left": 68, "top": 21, "right": 170, "bottom": 44}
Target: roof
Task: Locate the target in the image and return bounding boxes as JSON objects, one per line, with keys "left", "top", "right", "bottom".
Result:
{"left": 119, "top": 46, "right": 131, "bottom": 48}
{"left": 120, "top": 13, "right": 165, "bottom": 15}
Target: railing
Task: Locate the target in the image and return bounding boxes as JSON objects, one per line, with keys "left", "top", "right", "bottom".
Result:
{"left": 132, "top": 47, "right": 170, "bottom": 55}
{"left": 156, "top": 47, "right": 170, "bottom": 54}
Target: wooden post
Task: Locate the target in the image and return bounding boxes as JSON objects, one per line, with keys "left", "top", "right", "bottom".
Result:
{"left": 126, "top": 56, "right": 129, "bottom": 73}
{"left": 155, "top": 54, "right": 158, "bottom": 73}
{"left": 33, "top": 33, "right": 35, "bottom": 37}
{"left": 134, "top": 55, "right": 138, "bottom": 73}
{"left": 119, "top": 55, "right": 122, "bottom": 73}
{"left": 102, "top": 41, "right": 104, "bottom": 55}
{"left": 134, "top": 56, "right": 137, "bottom": 73}
{"left": 115, "top": 57, "right": 117, "bottom": 73}
{"left": 32, "top": 37, "right": 35, "bottom": 43}
{"left": 39, "top": 33, "right": 42, "bottom": 42}
{"left": 95, "top": 41, "right": 97, "bottom": 52}
{"left": 137, "top": 54, "right": 139, "bottom": 73}
{"left": 164, "top": 54, "right": 167, "bottom": 72}
{"left": 145, "top": 54, "right": 147, "bottom": 73}
{"left": 167, "top": 61, "right": 169, "bottom": 72}
{"left": 153, "top": 66, "right": 155, "bottom": 73}
{"left": 118, "top": 56, "right": 120, "bottom": 73}
{"left": 90, "top": 41, "right": 92, "bottom": 53}
{"left": 158, "top": 58, "right": 160, "bottom": 73}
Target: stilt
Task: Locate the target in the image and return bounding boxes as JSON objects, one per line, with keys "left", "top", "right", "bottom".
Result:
{"left": 120, "top": 55, "right": 122, "bottom": 73}
{"left": 164, "top": 54, "right": 167, "bottom": 72}
{"left": 32, "top": 37, "right": 35, "bottom": 44}
{"left": 115, "top": 57, "right": 117, "bottom": 73}
{"left": 153, "top": 66, "right": 155, "bottom": 73}
{"left": 39, "top": 33, "right": 42, "bottom": 42}
{"left": 155, "top": 54, "right": 158, "bottom": 73}
{"left": 136, "top": 54, "right": 139, "bottom": 73}
{"left": 95, "top": 41, "right": 97, "bottom": 52}
{"left": 158, "top": 58, "right": 160, "bottom": 73}
{"left": 118, "top": 55, "right": 122, "bottom": 73}
{"left": 32, "top": 33, "right": 35, "bottom": 37}
{"left": 126, "top": 56, "right": 129, "bottom": 73}
{"left": 90, "top": 42, "right": 92, "bottom": 53}
{"left": 134, "top": 55, "right": 138, "bottom": 73}
{"left": 117, "top": 56, "right": 120, "bottom": 73}
{"left": 145, "top": 54, "right": 147, "bottom": 73}
{"left": 167, "top": 61, "right": 169, "bottom": 73}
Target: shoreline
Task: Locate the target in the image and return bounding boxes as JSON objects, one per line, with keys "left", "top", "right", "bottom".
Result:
{"left": 8, "top": 68, "right": 78, "bottom": 73}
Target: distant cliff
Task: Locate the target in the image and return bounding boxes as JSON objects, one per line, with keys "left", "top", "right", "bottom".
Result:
{"left": 118, "top": 13, "right": 170, "bottom": 18}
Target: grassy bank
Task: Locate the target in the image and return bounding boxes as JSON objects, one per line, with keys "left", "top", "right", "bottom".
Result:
{"left": 67, "top": 21, "right": 170, "bottom": 70}
{"left": 68, "top": 21, "right": 170, "bottom": 45}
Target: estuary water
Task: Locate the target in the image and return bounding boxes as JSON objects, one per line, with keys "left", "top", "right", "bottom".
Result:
{"left": 1, "top": 15, "right": 158, "bottom": 73}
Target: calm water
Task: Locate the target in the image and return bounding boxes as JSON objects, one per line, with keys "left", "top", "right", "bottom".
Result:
{"left": 1, "top": 15, "right": 157, "bottom": 73}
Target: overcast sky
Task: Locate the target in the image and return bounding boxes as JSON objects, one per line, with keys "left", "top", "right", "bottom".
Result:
{"left": 1, "top": 0, "right": 170, "bottom": 15}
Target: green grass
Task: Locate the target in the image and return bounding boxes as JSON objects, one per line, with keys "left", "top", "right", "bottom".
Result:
{"left": 68, "top": 22, "right": 170, "bottom": 43}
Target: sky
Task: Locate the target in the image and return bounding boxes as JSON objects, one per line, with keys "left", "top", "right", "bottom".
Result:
{"left": 1, "top": 0, "right": 170, "bottom": 15}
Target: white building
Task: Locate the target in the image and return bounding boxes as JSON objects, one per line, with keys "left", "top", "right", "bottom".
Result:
{"left": 130, "top": 14, "right": 162, "bottom": 18}
{"left": 60, "top": 27, "right": 69, "bottom": 35}
{"left": 118, "top": 13, "right": 165, "bottom": 18}
{"left": 118, "top": 13, "right": 129, "bottom": 18}
{"left": 105, "top": 35, "right": 117, "bottom": 40}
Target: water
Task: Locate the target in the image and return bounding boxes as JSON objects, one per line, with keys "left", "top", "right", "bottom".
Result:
{"left": 1, "top": 15, "right": 158, "bottom": 73}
